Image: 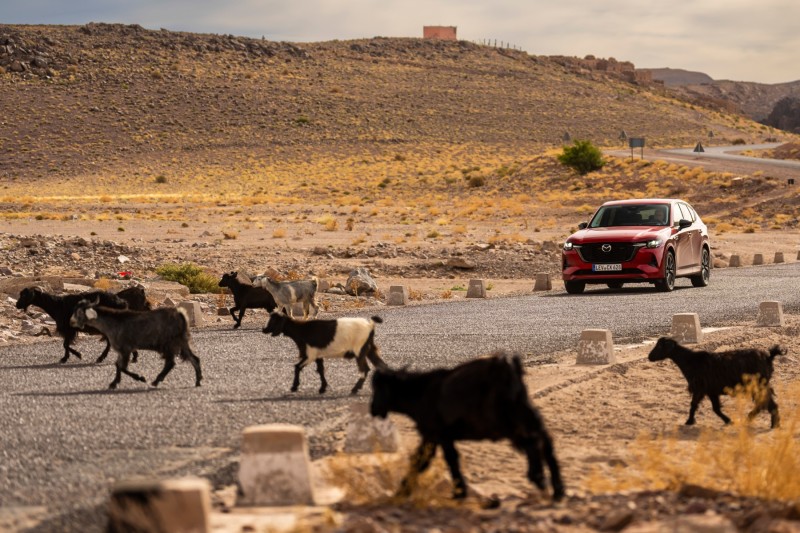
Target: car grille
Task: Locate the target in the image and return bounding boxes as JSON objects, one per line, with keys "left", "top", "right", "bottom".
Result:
{"left": 577, "top": 243, "right": 638, "bottom": 263}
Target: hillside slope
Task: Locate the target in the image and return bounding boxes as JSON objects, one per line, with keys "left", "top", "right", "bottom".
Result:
{"left": 0, "top": 23, "right": 784, "bottom": 183}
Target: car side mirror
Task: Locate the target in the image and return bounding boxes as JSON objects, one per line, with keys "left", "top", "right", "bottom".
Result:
{"left": 578, "top": 222, "right": 588, "bottom": 230}
{"left": 678, "top": 219, "right": 692, "bottom": 230}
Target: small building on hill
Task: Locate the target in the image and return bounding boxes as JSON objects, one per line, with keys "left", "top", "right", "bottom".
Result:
{"left": 423, "top": 26, "right": 457, "bottom": 40}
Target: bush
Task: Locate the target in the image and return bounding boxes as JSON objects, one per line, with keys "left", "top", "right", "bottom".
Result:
{"left": 155, "top": 262, "right": 222, "bottom": 294}
{"left": 557, "top": 140, "right": 605, "bottom": 175}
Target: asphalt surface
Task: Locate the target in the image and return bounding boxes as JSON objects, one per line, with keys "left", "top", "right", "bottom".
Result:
{"left": 664, "top": 143, "right": 800, "bottom": 170}
{"left": 1, "top": 262, "right": 799, "bottom": 531}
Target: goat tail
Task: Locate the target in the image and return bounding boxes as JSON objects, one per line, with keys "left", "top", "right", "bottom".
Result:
{"left": 371, "top": 316, "right": 383, "bottom": 324}
{"left": 769, "top": 345, "right": 787, "bottom": 361}
{"left": 176, "top": 307, "right": 191, "bottom": 329}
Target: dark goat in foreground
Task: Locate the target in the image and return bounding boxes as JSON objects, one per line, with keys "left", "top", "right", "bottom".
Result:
{"left": 218, "top": 272, "right": 277, "bottom": 329}
{"left": 16, "top": 286, "right": 129, "bottom": 363}
{"left": 263, "top": 312, "right": 385, "bottom": 394}
{"left": 370, "top": 351, "right": 564, "bottom": 501}
{"left": 648, "top": 337, "right": 786, "bottom": 428}
{"left": 70, "top": 299, "right": 202, "bottom": 389}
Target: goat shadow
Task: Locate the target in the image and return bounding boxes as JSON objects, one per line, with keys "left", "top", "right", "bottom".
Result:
{"left": 214, "top": 391, "right": 359, "bottom": 405}
{"left": 15, "top": 388, "right": 156, "bottom": 398}
{"left": 0, "top": 361, "right": 99, "bottom": 371}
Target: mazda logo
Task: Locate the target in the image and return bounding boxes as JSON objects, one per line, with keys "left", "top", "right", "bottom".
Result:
{"left": 601, "top": 244, "right": 612, "bottom": 253}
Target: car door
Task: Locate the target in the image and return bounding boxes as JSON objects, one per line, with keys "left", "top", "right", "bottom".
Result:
{"left": 678, "top": 202, "right": 701, "bottom": 269}
{"left": 672, "top": 203, "right": 694, "bottom": 273}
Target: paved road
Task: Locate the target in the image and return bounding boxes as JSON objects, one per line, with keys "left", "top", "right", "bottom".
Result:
{"left": 1, "top": 263, "right": 799, "bottom": 531}
{"left": 663, "top": 143, "right": 800, "bottom": 170}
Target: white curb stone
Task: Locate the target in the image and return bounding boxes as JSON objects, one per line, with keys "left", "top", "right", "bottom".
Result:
{"left": 576, "top": 329, "right": 615, "bottom": 365}
{"left": 238, "top": 424, "right": 315, "bottom": 506}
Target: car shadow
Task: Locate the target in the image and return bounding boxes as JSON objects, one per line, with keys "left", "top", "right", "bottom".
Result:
{"left": 546, "top": 285, "right": 693, "bottom": 297}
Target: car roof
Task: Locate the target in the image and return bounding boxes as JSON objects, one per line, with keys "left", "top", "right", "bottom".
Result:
{"left": 600, "top": 199, "right": 680, "bottom": 206}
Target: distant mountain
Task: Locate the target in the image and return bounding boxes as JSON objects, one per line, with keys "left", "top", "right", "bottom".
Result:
{"left": 642, "top": 68, "right": 800, "bottom": 125}
{"left": 643, "top": 68, "right": 714, "bottom": 87}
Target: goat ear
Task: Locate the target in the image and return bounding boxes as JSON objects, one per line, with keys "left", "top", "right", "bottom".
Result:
{"left": 85, "top": 308, "right": 98, "bottom": 320}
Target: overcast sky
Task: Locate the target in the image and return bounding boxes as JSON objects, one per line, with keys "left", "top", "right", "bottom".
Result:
{"left": 4, "top": 0, "right": 798, "bottom": 84}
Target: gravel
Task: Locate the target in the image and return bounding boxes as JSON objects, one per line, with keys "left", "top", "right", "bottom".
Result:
{"left": 0, "top": 263, "right": 798, "bottom": 531}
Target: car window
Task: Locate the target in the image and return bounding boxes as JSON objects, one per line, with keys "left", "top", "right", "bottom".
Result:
{"left": 680, "top": 203, "right": 697, "bottom": 222}
{"left": 671, "top": 204, "right": 683, "bottom": 227}
{"left": 589, "top": 204, "right": 671, "bottom": 227}
{"left": 678, "top": 203, "right": 693, "bottom": 223}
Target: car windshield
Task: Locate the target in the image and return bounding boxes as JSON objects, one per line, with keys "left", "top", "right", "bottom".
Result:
{"left": 589, "top": 204, "right": 670, "bottom": 228}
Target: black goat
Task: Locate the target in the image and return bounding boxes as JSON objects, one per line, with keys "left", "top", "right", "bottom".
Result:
{"left": 262, "top": 312, "right": 386, "bottom": 394}
{"left": 16, "top": 286, "right": 129, "bottom": 363}
{"left": 218, "top": 271, "right": 277, "bottom": 329}
{"left": 648, "top": 337, "right": 786, "bottom": 428}
{"left": 370, "top": 351, "right": 564, "bottom": 501}
{"left": 95, "top": 285, "right": 152, "bottom": 363}
{"left": 70, "top": 299, "right": 202, "bottom": 389}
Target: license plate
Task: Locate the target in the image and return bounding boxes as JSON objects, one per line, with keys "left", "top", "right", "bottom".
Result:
{"left": 593, "top": 263, "right": 622, "bottom": 272}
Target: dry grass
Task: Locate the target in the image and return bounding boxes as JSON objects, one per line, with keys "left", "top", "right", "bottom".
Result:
{"left": 588, "top": 379, "right": 800, "bottom": 501}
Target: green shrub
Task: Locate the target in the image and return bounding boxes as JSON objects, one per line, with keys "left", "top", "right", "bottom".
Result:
{"left": 468, "top": 175, "right": 485, "bottom": 188}
{"left": 557, "top": 140, "right": 605, "bottom": 175}
{"left": 155, "top": 262, "right": 222, "bottom": 294}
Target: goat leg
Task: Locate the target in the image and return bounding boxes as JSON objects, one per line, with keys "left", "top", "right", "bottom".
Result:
{"left": 95, "top": 338, "right": 112, "bottom": 363}
{"left": 234, "top": 308, "right": 246, "bottom": 329}
{"left": 686, "top": 392, "right": 703, "bottom": 425}
{"left": 441, "top": 441, "right": 468, "bottom": 499}
{"left": 152, "top": 356, "right": 176, "bottom": 387}
{"left": 396, "top": 441, "right": 436, "bottom": 498}
{"left": 350, "top": 356, "right": 369, "bottom": 395}
{"left": 315, "top": 359, "right": 327, "bottom": 394}
{"left": 539, "top": 434, "right": 565, "bottom": 501}
{"left": 291, "top": 357, "right": 308, "bottom": 392}
{"left": 709, "top": 395, "right": 731, "bottom": 425}
{"left": 61, "top": 334, "right": 82, "bottom": 363}
{"left": 182, "top": 347, "right": 203, "bottom": 387}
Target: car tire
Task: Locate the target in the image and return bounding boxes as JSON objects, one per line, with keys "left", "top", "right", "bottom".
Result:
{"left": 565, "top": 281, "right": 585, "bottom": 294}
{"left": 690, "top": 247, "right": 711, "bottom": 287}
{"left": 655, "top": 251, "right": 676, "bottom": 292}
{"left": 607, "top": 282, "right": 624, "bottom": 289}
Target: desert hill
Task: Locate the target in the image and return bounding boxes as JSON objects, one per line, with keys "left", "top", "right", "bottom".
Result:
{"left": 0, "top": 23, "right": 788, "bottom": 184}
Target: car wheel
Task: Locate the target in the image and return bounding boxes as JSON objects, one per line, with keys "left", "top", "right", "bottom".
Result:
{"left": 565, "top": 281, "right": 585, "bottom": 294}
{"left": 607, "top": 282, "right": 624, "bottom": 290}
{"left": 691, "top": 247, "right": 711, "bottom": 287}
{"left": 655, "top": 251, "right": 676, "bottom": 292}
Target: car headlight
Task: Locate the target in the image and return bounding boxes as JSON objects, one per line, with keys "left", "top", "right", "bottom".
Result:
{"left": 563, "top": 242, "right": 574, "bottom": 251}
{"left": 646, "top": 239, "right": 663, "bottom": 249}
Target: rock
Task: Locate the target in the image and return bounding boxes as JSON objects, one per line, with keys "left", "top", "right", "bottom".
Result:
{"left": 117, "top": 255, "right": 130, "bottom": 264}
{"left": 70, "top": 253, "right": 81, "bottom": 261}
{"left": 311, "top": 246, "right": 329, "bottom": 256}
{"left": 446, "top": 257, "right": 476, "bottom": 270}
{"left": 0, "top": 266, "right": 13, "bottom": 276}
{"left": 345, "top": 267, "right": 377, "bottom": 296}
{"left": 598, "top": 509, "right": 634, "bottom": 531}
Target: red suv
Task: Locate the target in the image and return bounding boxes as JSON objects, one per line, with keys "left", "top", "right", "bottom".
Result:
{"left": 562, "top": 199, "right": 710, "bottom": 294}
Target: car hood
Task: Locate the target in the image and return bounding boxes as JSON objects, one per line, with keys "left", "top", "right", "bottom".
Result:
{"left": 568, "top": 226, "right": 671, "bottom": 244}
